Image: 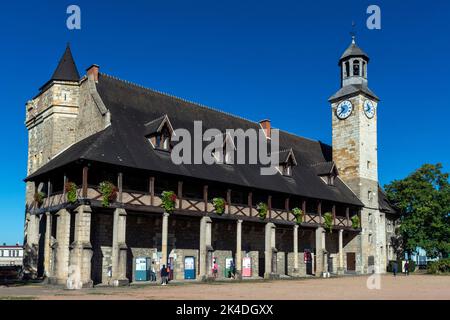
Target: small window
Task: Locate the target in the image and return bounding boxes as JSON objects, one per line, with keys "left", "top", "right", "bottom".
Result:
{"left": 368, "top": 190, "right": 373, "bottom": 201}
{"left": 367, "top": 161, "right": 371, "bottom": 170}
{"left": 327, "top": 175, "right": 335, "bottom": 186}
{"left": 282, "top": 164, "right": 292, "bottom": 176}
{"left": 353, "top": 60, "right": 360, "bottom": 76}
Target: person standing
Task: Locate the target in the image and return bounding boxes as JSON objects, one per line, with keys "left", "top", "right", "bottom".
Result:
{"left": 160, "top": 264, "right": 168, "bottom": 285}
{"left": 404, "top": 261, "right": 409, "bottom": 276}
{"left": 151, "top": 261, "right": 156, "bottom": 282}
{"left": 392, "top": 261, "right": 398, "bottom": 277}
{"left": 212, "top": 261, "right": 219, "bottom": 279}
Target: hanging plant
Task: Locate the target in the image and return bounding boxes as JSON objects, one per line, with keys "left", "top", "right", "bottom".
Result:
{"left": 213, "top": 197, "right": 226, "bottom": 215}
{"left": 257, "top": 202, "right": 268, "bottom": 220}
{"left": 323, "top": 212, "right": 333, "bottom": 233}
{"left": 34, "top": 192, "right": 46, "bottom": 207}
{"left": 292, "top": 207, "right": 304, "bottom": 225}
{"left": 161, "top": 191, "right": 177, "bottom": 213}
{"left": 99, "top": 181, "right": 118, "bottom": 207}
{"left": 65, "top": 182, "right": 77, "bottom": 204}
{"left": 351, "top": 215, "right": 361, "bottom": 229}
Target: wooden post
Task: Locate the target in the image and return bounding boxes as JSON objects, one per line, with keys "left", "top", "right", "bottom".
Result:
{"left": 317, "top": 201, "right": 322, "bottom": 224}
{"left": 62, "top": 175, "right": 67, "bottom": 198}
{"left": 302, "top": 200, "right": 307, "bottom": 223}
{"left": 117, "top": 172, "right": 123, "bottom": 203}
{"left": 149, "top": 177, "right": 155, "bottom": 206}
{"left": 226, "top": 189, "right": 232, "bottom": 214}
{"left": 332, "top": 204, "right": 336, "bottom": 226}
{"left": 346, "top": 207, "right": 350, "bottom": 227}
{"left": 178, "top": 181, "right": 183, "bottom": 209}
{"left": 248, "top": 192, "right": 253, "bottom": 216}
{"left": 47, "top": 179, "right": 52, "bottom": 207}
{"left": 82, "top": 166, "right": 88, "bottom": 198}
{"left": 268, "top": 195, "right": 272, "bottom": 219}
{"left": 203, "top": 185, "right": 208, "bottom": 212}
{"left": 285, "top": 197, "right": 290, "bottom": 220}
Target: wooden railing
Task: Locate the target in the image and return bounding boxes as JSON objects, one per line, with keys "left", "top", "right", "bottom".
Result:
{"left": 35, "top": 186, "right": 356, "bottom": 228}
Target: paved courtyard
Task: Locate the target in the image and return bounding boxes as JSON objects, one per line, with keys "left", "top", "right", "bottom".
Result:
{"left": 0, "top": 274, "right": 449, "bottom": 300}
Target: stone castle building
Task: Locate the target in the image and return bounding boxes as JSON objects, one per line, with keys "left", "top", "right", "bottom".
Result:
{"left": 23, "top": 38, "right": 397, "bottom": 286}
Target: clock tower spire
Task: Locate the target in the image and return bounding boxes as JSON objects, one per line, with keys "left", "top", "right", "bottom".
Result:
{"left": 329, "top": 37, "right": 386, "bottom": 274}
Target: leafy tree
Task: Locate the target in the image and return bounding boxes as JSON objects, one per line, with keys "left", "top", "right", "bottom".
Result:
{"left": 384, "top": 163, "right": 450, "bottom": 259}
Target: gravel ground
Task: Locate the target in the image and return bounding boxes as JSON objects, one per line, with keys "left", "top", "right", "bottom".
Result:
{"left": 0, "top": 274, "right": 449, "bottom": 300}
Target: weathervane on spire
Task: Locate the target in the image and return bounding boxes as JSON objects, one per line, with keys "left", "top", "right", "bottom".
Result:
{"left": 350, "top": 21, "right": 356, "bottom": 44}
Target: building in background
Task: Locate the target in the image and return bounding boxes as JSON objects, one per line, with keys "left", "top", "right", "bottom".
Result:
{"left": 0, "top": 244, "right": 23, "bottom": 267}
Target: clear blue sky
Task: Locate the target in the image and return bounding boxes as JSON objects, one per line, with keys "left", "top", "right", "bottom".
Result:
{"left": 0, "top": 0, "right": 449, "bottom": 244}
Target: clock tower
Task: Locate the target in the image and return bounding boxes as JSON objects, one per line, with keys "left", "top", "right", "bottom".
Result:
{"left": 329, "top": 36, "right": 386, "bottom": 274}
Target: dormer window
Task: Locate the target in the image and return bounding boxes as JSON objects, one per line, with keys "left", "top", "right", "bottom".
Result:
{"left": 144, "top": 114, "right": 175, "bottom": 152}
{"left": 211, "top": 132, "right": 235, "bottom": 165}
{"left": 279, "top": 148, "right": 297, "bottom": 177}
{"left": 313, "top": 161, "right": 338, "bottom": 186}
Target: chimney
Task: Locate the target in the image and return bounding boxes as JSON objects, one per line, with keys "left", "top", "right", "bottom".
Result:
{"left": 259, "top": 119, "right": 271, "bottom": 139}
{"left": 86, "top": 64, "right": 100, "bottom": 82}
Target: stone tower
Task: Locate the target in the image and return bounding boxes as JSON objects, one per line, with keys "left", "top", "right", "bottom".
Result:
{"left": 25, "top": 44, "right": 80, "bottom": 203}
{"left": 329, "top": 37, "right": 386, "bottom": 273}
{"left": 23, "top": 45, "right": 81, "bottom": 277}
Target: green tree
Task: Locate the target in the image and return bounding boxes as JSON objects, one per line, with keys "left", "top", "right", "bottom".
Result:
{"left": 384, "top": 163, "right": 450, "bottom": 259}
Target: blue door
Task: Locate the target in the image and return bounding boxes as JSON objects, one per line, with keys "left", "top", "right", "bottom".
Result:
{"left": 135, "top": 257, "right": 149, "bottom": 281}
{"left": 184, "top": 256, "right": 195, "bottom": 279}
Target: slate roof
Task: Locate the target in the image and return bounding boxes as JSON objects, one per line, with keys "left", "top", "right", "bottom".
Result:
{"left": 378, "top": 186, "right": 397, "bottom": 214}
{"left": 329, "top": 84, "right": 379, "bottom": 102}
{"left": 339, "top": 40, "right": 369, "bottom": 64}
{"left": 26, "top": 73, "right": 367, "bottom": 206}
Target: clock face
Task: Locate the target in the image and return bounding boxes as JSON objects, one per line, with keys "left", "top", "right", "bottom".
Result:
{"left": 336, "top": 100, "right": 353, "bottom": 119}
{"left": 363, "top": 100, "right": 375, "bottom": 119}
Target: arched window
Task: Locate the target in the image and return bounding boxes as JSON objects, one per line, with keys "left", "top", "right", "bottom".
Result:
{"left": 353, "top": 60, "right": 360, "bottom": 76}
{"left": 345, "top": 61, "right": 350, "bottom": 77}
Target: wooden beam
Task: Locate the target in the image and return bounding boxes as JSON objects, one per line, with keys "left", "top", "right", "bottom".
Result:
{"left": 48, "top": 179, "right": 52, "bottom": 197}
{"left": 203, "top": 185, "right": 208, "bottom": 212}
{"left": 117, "top": 172, "right": 123, "bottom": 203}
{"left": 178, "top": 181, "right": 183, "bottom": 209}
{"left": 149, "top": 177, "right": 155, "bottom": 206}
{"left": 226, "top": 189, "right": 231, "bottom": 214}
{"left": 248, "top": 192, "right": 253, "bottom": 216}
{"left": 82, "top": 166, "right": 88, "bottom": 198}
{"left": 62, "top": 175, "right": 67, "bottom": 198}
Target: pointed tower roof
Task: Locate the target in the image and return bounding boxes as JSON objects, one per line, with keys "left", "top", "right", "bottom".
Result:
{"left": 39, "top": 44, "right": 80, "bottom": 91}
{"left": 50, "top": 44, "right": 80, "bottom": 82}
{"left": 339, "top": 36, "right": 369, "bottom": 64}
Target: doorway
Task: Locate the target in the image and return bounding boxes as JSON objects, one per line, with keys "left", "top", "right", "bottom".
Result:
{"left": 346, "top": 252, "right": 356, "bottom": 271}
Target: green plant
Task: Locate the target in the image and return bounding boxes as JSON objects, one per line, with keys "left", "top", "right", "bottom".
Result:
{"left": 33, "top": 192, "right": 46, "bottom": 206}
{"left": 99, "top": 181, "right": 118, "bottom": 207}
{"left": 351, "top": 215, "right": 360, "bottom": 229}
{"left": 427, "top": 258, "right": 450, "bottom": 274}
{"left": 161, "top": 191, "right": 177, "bottom": 213}
{"left": 292, "top": 207, "right": 304, "bottom": 224}
{"left": 257, "top": 202, "right": 268, "bottom": 220}
{"left": 65, "top": 182, "right": 77, "bottom": 203}
{"left": 323, "top": 212, "right": 333, "bottom": 233}
{"left": 213, "top": 197, "right": 226, "bottom": 215}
